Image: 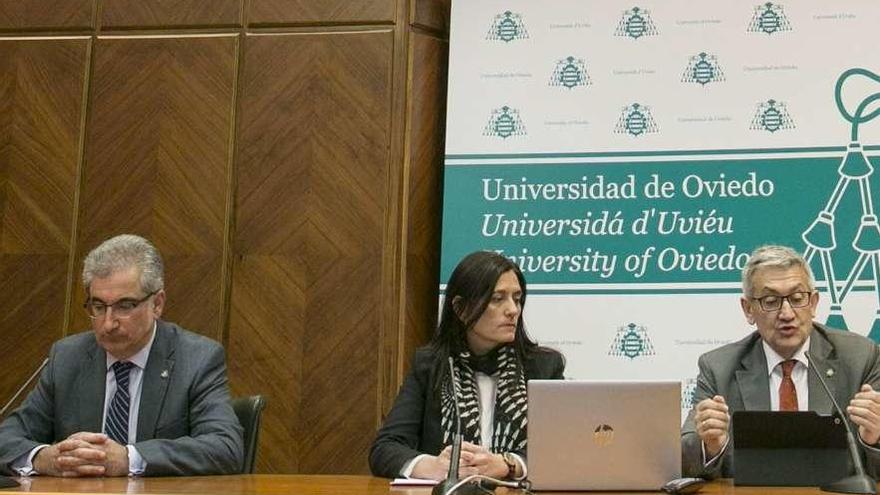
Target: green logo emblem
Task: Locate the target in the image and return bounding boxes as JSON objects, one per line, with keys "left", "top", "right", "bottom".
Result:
{"left": 748, "top": 2, "right": 792, "bottom": 35}
{"left": 608, "top": 323, "right": 656, "bottom": 360}
{"left": 682, "top": 378, "right": 697, "bottom": 409}
{"left": 487, "top": 11, "right": 529, "bottom": 43}
{"left": 550, "top": 56, "right": 592, "bottom": 89}
{"left": 682, "top": 52, "right": 726, "bottom": 86}
{"left": 802, "top": 68, "right": 880, "bottom": 342}
{"left": 614, "top": 7, "right": 659, "bottom": 39}
{"left": 750, "top": 99, "right": 795, "bottom": 133}
{"left": 614, "top": 103, "right": 659, "bottom": 137}
{"left": 483, "top": 106, "right": 526, "bottom": 139}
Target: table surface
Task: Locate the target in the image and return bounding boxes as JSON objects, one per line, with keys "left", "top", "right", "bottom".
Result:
{"left": 0, "top": 474, "right": 867, "bottom": 495}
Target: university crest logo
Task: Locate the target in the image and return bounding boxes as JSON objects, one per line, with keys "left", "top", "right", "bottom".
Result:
{"left": 486, "top": 11, "right": 529, "bottom": 43}
{"left": 614, "top": 103, "right": 659, "bottom": 137}
{"left": 681, "top": 378, "right": 698, "bottom": 410}
{"left": 614, "top": 7, "right": 659, "bottom": 40}
{"left": 483, "top": 106, "right": 526, "bottom": 139}
{"left": 608, "top": 323, "right": 656, "bottom": 360}
{"left": 750, "top": 99, "right": 795, "bottom": 133}
{"left": 748, "top": 3, "right": 792, "bottom": 35}
{"left": 682, "top": 52, "right": 725, "bottom": 86}
{"left": 549, "top": 56, "right": 592, "bottom": 89}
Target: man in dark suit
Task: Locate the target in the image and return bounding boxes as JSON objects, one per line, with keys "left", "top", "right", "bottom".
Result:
{"left": 682, "top": 245, "right": 880, "bottom": 478}
{"left": 0, "top": 234, "right": 243, "bottom": 477}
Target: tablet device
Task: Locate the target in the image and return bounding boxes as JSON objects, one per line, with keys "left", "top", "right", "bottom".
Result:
{"left": 732, "top": 411, "right": 851, "bottom": 486}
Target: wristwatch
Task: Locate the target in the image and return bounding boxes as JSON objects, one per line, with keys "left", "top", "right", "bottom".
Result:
{"left": 502, "top": 452, "right": 517, "bottom": 479}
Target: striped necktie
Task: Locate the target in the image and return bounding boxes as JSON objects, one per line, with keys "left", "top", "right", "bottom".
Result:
{"left": 105, "top": 361, "right": 135, "bottom": 445}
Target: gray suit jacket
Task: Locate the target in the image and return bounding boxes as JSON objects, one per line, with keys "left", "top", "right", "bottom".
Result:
{"left": 0, "top": 320, "right": 243, "bottom": 476}
{"left": 681, "top": 323, "right": 880, "bottom": 479}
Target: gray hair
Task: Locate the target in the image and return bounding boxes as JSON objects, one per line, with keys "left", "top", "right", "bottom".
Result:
{"left": 742, "top": 245, "right": 815, "bottom": 297}
{"left": 82, "top": 234, "right": 164, "bottom": 294}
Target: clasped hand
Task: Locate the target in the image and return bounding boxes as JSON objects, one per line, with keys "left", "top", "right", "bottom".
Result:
{"left": 412, "top": 441, "right": 509, "bottom": 481}
{"left": 33, "top": 432, "right": 129, "bottom": 477}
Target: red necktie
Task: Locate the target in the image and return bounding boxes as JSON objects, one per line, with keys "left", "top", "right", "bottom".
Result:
{"left": 779, "top": 359, "right": 799, "bottom": 411}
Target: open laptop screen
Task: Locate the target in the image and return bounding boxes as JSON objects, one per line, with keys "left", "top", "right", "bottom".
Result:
{"left": 527, "top": 380, "right": 681, "bottom": 491}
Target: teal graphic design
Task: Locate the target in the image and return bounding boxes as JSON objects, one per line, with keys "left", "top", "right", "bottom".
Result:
{"left": 483, "top": 106, "right": 527, "bottom": 139}
{"left": 748, "top": 3, "right": 792, "bottom": 35}
{"left": 682, "top": 378, "right": 697, "bottom": 410}
{"left": 614, "top": 7, "right": 659, "bottom": 39}
{"left": 486, "top": 11, "right": 529, "bottom": 43}
{"left": 609, "top": 323, "right": 655, "bottom": 360}
{"left": 440, "top": 144, "right": 880, "bottom": 289}
{"left": 802, "top": 68, "right": 880, "bottom": 342}
{"left": 550, "top": 56, "right": 592, "bottom": 89}
{"left": 682, "top": 52, "right": 725, "bottom": 86}
{"left": 615, "top": 103, "right": 659, "bottom": 137}
{"left": 750, "top": 99, "right": 795, "bottom": 133}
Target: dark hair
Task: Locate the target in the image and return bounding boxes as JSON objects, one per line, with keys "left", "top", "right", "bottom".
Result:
{"left": 430, "top": 251, "right": 540, "bottom": 385}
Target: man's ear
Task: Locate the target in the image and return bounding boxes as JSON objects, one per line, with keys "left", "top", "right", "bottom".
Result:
{"left": 740, "top": 296, "right": 755, "bottom": 325}
{"left": 152, "top": 289, "right": 166, "bottom": 318}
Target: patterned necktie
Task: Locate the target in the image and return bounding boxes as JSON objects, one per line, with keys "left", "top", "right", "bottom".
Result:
{"left": 105, "top": 361, "right": 134, "bottom": 445}
{"left": 779, "top": 359, "right": 799, "bottom": 411}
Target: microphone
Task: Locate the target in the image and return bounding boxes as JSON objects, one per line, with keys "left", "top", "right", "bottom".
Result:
{"left": 0, "top": 357, "right": 48, "bottom": 489}
{"left": 804, "top": 351, "right": 877, "bottom": 495}
{"left": 432, "top": 357, "right": 482, "bottom": 495}
{"left": 0, "top": 358, "right": 48, "bottom": 418}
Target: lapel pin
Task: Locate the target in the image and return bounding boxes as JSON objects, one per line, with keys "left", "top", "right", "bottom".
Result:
{"left": 826, "top": 368, "right": 834, "bottom": 377}
{"left": 161, "top": 370, "right": 169, "bottom": 379}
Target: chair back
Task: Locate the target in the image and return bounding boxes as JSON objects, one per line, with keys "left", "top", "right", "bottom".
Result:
{"left": 231, "top": 395, "right": 267, "bottom": 473}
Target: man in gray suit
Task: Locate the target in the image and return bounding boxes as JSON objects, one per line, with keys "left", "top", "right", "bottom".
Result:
{"left": 682, "top": 245, "right": 880, "bottom": 479}
{"left": 0, "top": 234, "right": 243, "bottom": 477}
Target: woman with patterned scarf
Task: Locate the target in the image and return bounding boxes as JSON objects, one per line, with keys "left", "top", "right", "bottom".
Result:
{"left": 369, "top": 251, "right": 565, "bottom": 481}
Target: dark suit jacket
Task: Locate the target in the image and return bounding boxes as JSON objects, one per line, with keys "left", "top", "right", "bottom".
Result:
{"left": 681, "top": 323, "right": 880, "bottom": 479}
{"left": 369, "top": 345, "right": 565, "bottom": 478}
{"left": 0, "top": 320, "right": 244, "bottom": 476}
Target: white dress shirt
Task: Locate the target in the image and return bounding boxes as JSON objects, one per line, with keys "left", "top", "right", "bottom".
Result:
{"left": 703, "top": 336, "right": 811, "bottom": 466}
{"left": 763, "top": 337, "right": 810, "bottom": 411}
{"left": 13, "top": 323, "right": 157, "bottom": 476}
{"left": 401, "top": 371, "right": 526, "bottom": 479}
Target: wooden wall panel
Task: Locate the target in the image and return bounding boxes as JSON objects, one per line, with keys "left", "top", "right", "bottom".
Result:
{"left": 411, "top": 0, "right": 449, "bottom": 33}
{"left": 248, "top": 0, "right": 394, "bottom": 26}
{"left": 0, "top": 38, "right": 88, "bottom": 401}
{"left": 100, "top": 0, "right": 242, "bottom": 29}
{"left": 231, "top": 31, "right": 393, "bottom": 473}
{"left": 0, "top": 0, "right": 451, "bottom": 476}
{"left": 72, "top": 36, "right": 237, "bottom": 339}
{"left": 0, "top": 256, "right": 71, "bottom": 396}
{"left": 401, "top": 32, "right": 447, "bottom": 374}
{"left": 228, "top": 256, "right": 304, "bottom": 473}
{"left": 0, "top": 0, "right": 93, "bottom": 31}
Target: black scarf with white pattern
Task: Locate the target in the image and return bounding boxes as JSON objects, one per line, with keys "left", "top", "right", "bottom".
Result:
{"left": 439, "top": 345, "right": 528, "bottom": 453}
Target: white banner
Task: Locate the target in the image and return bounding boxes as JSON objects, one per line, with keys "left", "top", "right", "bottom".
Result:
{"left": 441, "top": 0, "right": 880, "bottom": 419}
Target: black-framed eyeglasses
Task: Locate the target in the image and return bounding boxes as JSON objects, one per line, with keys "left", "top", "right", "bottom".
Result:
{"left": 84, "top": 291, "right": 157, "bottom": 320}
{"left": 750, "top": 291, "right": 814, "bottom": 312}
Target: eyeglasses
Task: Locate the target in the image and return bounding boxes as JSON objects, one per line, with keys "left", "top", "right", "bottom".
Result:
{"left": 750, "top": 291, "right": 814, "bottom": 312}
{"left": 84, "top": 291, "right": 156, "bottom": 320}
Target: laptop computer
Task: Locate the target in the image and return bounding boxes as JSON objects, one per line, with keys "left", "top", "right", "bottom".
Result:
{"left": 527, "top": 380, "right": 681, "bottom": 491}
{"left": 732, "top": 411, "right": 851, "bottom": 486}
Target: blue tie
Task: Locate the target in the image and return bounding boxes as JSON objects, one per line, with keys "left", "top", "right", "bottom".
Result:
{"left": 105, "top": 361, "right": 134, "bottom": 445}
